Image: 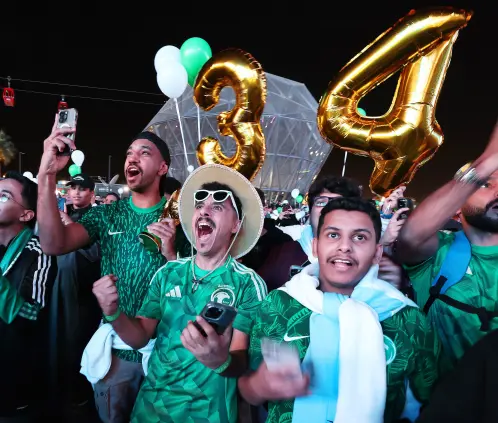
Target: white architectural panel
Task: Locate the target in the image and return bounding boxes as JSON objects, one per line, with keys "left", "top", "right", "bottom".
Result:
{"left": 145, "top": 73, "right": 332, "bottom": 202}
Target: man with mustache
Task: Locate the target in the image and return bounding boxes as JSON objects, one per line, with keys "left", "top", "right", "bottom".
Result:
{"left": 91, "top": 164, "right": 267, "bottom": 423}
{"left": 398, "top": 121, "right": 498, "bottom": 366}
{"left": 37, "top": 117, "right": 179, "bottom": 423}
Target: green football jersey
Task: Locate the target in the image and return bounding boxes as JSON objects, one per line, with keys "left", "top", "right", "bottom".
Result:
{"left": 406, "top": 231, "right": 498, "bottom": 365}
{"left": 132, "top": 256, "right": 267, "bottom": 423}
{"left": 249, "top": 290, "right": 440, "bottom": 423}
{"left": 79, "top": 197, "right": 167, "bottom": 362}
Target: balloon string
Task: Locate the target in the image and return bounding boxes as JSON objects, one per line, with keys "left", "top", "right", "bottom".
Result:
{"left": 342, "top": 151, "right": 348, "bottom": 177}
{"left": 174, "top": 98, "right": 190, "bottom": 168}
{"left": 197, "top": 105, "right": 201, "bottom": 143}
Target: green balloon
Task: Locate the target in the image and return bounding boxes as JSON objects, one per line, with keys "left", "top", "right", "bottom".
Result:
{"left": 277, "top": 207, "right": 283, "bottom": 213}
{"left": 180, "top": 37, "right": 212, "bottom": 87}
{"left": 296, "top": 195, "right": 304, "bottom": 203}
{"left": 357, "top": 107, "right": 367, "bottom": 116}
{"left": 68, "top": 164, "right": 81, "bottom": 177}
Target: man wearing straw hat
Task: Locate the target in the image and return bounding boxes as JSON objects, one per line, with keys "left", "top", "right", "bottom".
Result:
{"left": 92, "top": 163, "right": 268, "bottom": 423}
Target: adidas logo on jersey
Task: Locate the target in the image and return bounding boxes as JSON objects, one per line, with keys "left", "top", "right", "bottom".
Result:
{"left": 165, "top": 286, "right": 182, "bottom": 298}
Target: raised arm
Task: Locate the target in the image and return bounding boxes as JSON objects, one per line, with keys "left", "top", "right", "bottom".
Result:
{"left": 397, "top": 121, "right": 498, "bottom": 264}
{"left": 37, "top": 114, "right": 91, "bottom": 255}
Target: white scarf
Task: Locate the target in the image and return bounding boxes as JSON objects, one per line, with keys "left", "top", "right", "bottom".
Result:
{"left": 297, "top": 225, "right": 318, "bottom": 264}
{"left": 279, "top": 263, "right": 417, "bottom": 423}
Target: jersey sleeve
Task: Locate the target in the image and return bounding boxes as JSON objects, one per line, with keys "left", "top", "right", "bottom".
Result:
{"left": 232, "top": 269, "right": 268, "bottom": 334}
{"left": 405, "top": 307, "right": 441, "bottom": 404}
{"left": 137, "top": 267, "right": 164, "bottom": 320}
{"left": 78, "top": 205, "right": 106, "bottom": 243}
{"left": 248, "top": 290, "right": 290, "bottom": 371}
{"left": 403, "top": 231, "right": 455, "bottom": 308}
{"left": 0, "top": 241, "right": 56, "bottom": 324}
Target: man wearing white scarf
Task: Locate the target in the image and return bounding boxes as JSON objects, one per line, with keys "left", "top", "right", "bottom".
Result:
{"left": 238, "top": 197, "right": 441, "bottom": 423}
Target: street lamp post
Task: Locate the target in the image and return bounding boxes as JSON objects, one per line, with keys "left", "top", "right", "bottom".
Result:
{"left": 18, "top": 152, "right": 25, "bottom": 173}
{"left": 108, "top": 155, "right": 112, "bottom": 184}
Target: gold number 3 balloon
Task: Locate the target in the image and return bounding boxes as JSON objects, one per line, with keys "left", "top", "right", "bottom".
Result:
{"left": 317, "top": 7, "right": 472, "bottom": 196}
{"left": 194, "top": 49, "right": 267, "bottom": 181}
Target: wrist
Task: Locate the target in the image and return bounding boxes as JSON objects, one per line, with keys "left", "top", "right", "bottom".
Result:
{"left": 205, "top": 351, "right": 230, "bottom": 372}
{"left": 474, "top": 156, "right": 498, "bottom": 180}
{"left": 245, "top": 370, "right": 266, "bottom": 405}
{"left": 163, "top": 250, "right": 177, "bottom": 261}
{"left": 104, "top": 309, "right": 121, "bottom": 322}
{"left": 38, "top": 172, "right": 57, "bottom": 184}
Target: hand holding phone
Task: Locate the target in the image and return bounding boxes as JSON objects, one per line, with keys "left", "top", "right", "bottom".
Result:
{"left": 39, "top": 113, "right": 77, "bottom": 177}
{"left": 397, "top": 198, "right": 414, "bottom": 220}
{"left": 56, "top": 109, "right": 78, "bottom": 156}
{"left": 261, "top": 338, "right": 303, "bottom": 380}
{"left": 192, "top": 302, "right": 237, "bottom": 337}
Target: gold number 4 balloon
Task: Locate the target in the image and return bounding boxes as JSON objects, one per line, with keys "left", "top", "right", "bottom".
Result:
{"left": 194, "top": 49, "right": 267, "bottom": 181}
{"left": 317, "top": 7, "right": 472, "bottom": 196}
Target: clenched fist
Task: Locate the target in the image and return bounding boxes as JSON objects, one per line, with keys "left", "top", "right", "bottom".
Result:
{"left": 92, "top": 275, "right": 119, "bottom": 316}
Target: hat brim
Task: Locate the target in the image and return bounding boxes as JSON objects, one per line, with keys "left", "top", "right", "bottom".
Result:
{"left": 179, "top": 164, "right": 264, "bottom": 259}
{"left": 65, "top": 181, "right": 94, "bottom": 190}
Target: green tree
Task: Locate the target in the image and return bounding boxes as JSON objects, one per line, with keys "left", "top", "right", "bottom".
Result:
{"left": 0, "top": 130, "right": 17, "bottom": 176}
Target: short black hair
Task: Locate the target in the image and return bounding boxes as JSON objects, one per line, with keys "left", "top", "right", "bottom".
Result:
{"left": 163, "top": 177, "right": 182, "bottom": 196}
{"left": 200, "top": 182, "right": 243, "bottom": 219}
{"left": 317, "top": 197, "right": 382, "bottom": 243}
{"left": 255, "top": 188, "right": 265, "bottom": 206}
{"left": 131, "top": 131, "right": 171, "bottom": 167}
{"left": 106, "top": 192, "right": 120, "bottom": 201}
{"left": 308, "top": 175, "right": 361, "bottom": 211}
{"left": 5, "top": 171, "right": 38, "bottom": 228}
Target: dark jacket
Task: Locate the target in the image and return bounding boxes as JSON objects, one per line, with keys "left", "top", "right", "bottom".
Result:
{"left": 0, "top": 235, "right": 57, "bottom": 415}
{"left": 240, "top": 219, "right": 293, "bottom": 272}
{"left": 49, "top": 205, "right": 102, "bottom": 405}
{"left": 417, "top": 329, "right": 498, "bottom": 423}
{"left": 256, "top": 238, "right": 308, "bottom": 291}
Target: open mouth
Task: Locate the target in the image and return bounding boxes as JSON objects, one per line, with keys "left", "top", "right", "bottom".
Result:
{"left": 126, "top": 166, "right": 141, "bottom": 178}
{"left": 329, "top": 258, "right": 353, "bottom": 270}
{"left": 196, "top": 220, "right": 215, "bottom": 241}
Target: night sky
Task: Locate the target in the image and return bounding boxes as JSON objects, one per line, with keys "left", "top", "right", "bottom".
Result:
{"left": 1, "top": 2, "right": 496, "bottom": 199}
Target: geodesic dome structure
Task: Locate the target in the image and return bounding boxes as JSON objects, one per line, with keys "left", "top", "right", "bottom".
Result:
{"left": 145, "top": 73, "right": 332, "bottom": 202}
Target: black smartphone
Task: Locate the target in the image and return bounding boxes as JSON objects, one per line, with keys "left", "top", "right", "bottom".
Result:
{"left": 397, "top": 198, "right": 414, "bottom": 220}
{"left": 193, "top": 302, "right": 237, "bottom": 337}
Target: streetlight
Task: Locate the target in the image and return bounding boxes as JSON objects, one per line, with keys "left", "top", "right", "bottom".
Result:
{"left": 18, "top": 152, "right": 25, "bottom": 173}
{"left": 108, "top": 155, "right": 112, "bottom": 183}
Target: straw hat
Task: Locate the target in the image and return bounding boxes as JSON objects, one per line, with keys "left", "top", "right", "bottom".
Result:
{"left": 179, "top": 164, "right": 264, "bottom": 259}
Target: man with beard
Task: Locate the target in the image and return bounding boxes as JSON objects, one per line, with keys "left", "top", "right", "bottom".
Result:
{"left": 91, "top": 164, "right": 267, "bottom": 423}
{"left": 398, "top": 121, "right": 498, "bottom": 366}
{"left": 37, "top": 116, "right": 179, "bottom": 423}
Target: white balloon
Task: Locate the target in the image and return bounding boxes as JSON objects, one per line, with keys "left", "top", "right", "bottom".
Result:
{"left": 23, "top": 172, "right": 34, "bottom": 179}
{"left": 154, "top": 45, "right": 181, "bottom": 73}
{"left": 291, "top": 189, "right": 300, "bottom": 199}
{"left": 157, "top": 62, "right": 188, "bottom": 99}
{"left": 71, "top": 150, "right": 85, "bottom": 167}
{"left": 187, "top": 165, "right": 194, "bottom": 173}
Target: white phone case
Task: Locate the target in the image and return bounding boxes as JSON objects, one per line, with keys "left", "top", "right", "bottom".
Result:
{"left": 261, "top": 338, "right": 303, "bottom": 378}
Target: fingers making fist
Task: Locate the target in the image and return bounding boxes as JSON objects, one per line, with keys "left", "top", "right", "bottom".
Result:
{"left": 92, "top": 274, "right": 119, "bottom": 316}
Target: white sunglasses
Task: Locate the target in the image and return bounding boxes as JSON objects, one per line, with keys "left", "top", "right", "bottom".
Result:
{"left": 194, "top": 190, "right": 240, "bottom": 220}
